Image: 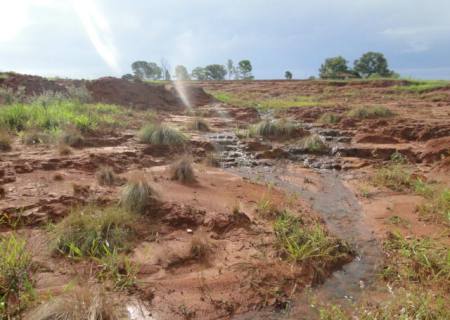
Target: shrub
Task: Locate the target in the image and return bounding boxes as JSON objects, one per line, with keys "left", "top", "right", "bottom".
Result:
{"left": 347, "top": 106, "right": 394, "bottom": 119}
{"left": 189, "top": 118, "right": 210, "bottom": 131}
{"left": 302, "top": 134, "right": 328, "bottom": 154}
{"left": 249, "top": 119, "right": 300, "bottom": 139}
{"left": 96, "top": 166, "right": 117, "bottom": 186}
{"left": 190, "top": 234, "right": 212, "bottom": 261}
{"left": 138, "top": 123, "right": 186, "bottom": 145}
{"left": 51, "top": 205, "right": 136, "bottom": 258}
{"left": 0, "top": 129, "right": 11, "bottom": 151}
{"left": 120, "top": 178, "right": 158, "bottom": 214}
{"left": 0, "top": 235, "right": 33, "bottom": 316}
{"left": 170, "top": 158, "right": 196, "bottom": 183}
{"left": 66, "top": 84, "right": 92, "bottom": 103}
{"left": 60, "top": 128, "right": 84, "bottom": 147}
{"left": 318, "top": 112, "right": 341, "bottom": 124}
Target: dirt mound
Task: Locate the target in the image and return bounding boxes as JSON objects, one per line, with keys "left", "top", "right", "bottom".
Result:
{"left": 0, "top": 72, "right": 67, "bottom": 98}
{"left": 421, "top": 136, "right": 450, "bottom": 163}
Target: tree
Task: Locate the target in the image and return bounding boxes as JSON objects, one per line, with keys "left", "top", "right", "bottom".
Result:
{"left": 319, "top": 56, "right": 350, "bottom": 79}
{"left": 174, "top": 65, "right": 190, "bottom": 80}
{"left": 147, "top": 62, "right": 162, "bottom": 80}
{"left": 191, "top": 67, "right": 208, "bottom": 80}
{"left": 204, "top": 64, "right": 227, "bottom": 80}
{"left": 131, "top": 61, "right": 150, "bottom": 80}
{"left": 226, "top": 59, "right": 234, "bottom": 80}
{"left": 354, "top": 52, "right": 393, "bottom": 78}
{"left": 285, "top": 71, "right": 293, "bottom": 80}
{"left": 121, "top": 73, "right": 135, "bottom": 81}
{"left": 160, "top": 58, "right": 171, "bottom": 80}
{"left": 238, "top": 60, "right": 253, "bottom": 79}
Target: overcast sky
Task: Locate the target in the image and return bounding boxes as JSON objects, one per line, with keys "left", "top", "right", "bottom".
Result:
{"left": 1, "top": 0, "right": 449, "bottom": 79}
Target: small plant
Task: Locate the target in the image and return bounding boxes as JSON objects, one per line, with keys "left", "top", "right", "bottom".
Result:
{"left": 0, "top": 234, "right": 33, "bottom": 317}
{"left": 0, "top": 129, "right": 11, "bottom": 151}
{"left": 189, "top": 118, "right": 210, "bottom": 132}
{"left": 170, "top": 157, "right": 196, "bottom": 184}
{"left": 256, "top": 195, "right": 280, "bottom": 219}
{"left": 51, "top": 205, "right": 136, "bottom": 258}
{"left": 386, "top": 215, "right": 410, "bottom": 227}
{"left": 190, "top": 234, "right": 212, "bottom": 261}
{"left": 318, "top": 112, "right": 341, "bottom": 124}
{"left": 347, "top": 106, "right": 394, "bottom": 119}
{"left": 417, "top": 187, "right": 450, "bottom": 223}
{"left": 95, "top": 248, "right": 137, "bottom": 290}
{"left": 249, "top": 119, "right": 300, "bottom": 139}
{"left": 96, "top": 166, "right": 118, "bottom": 186}
{"left": 60, "top": 127, "right": 84, "bottom": 147}
{"left": 57, "top": 142, "right": 72, "bottom": 155}
{"left": 20, "top": 130, "right": 54, "bottom": 145}
{"left": 301, "top": 134, "right": 328, "bottom": 154}
{"left": 138, "top": 123, "right": 186, "bottom": 145}
{"left": 120, "top": 178, "right": 158, "bottom": 214}
{"left": 373, "top": 162, "right": 412, "bottom": 191}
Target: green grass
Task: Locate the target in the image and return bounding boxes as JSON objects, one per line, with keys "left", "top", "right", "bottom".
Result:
{"left": 347, "top": 106, "right": 394, "bottom": 119}
{"left": 274, "top": 211, "right": 352, "bottom": 277}
{"left": 138, "top": 123, "right": 187, "bottom": 145}
{"left": 0, "top": 100, "right": 122, "bottom": 134}
{"left": 120, "top": 178, "right": 158, "bottom": 214}
{"left": 95, "top": 248, "right": 137, "bottom": 290}
{"left": 395, "top": 80, "right": 450, "bottom": 93}
{"left": 0, "top": 234, "right": 33, "bottom": 317}
{"left": 51, "top": 205, "right": 137, "bottom": 258}
{"left": 249, "top": 119, "right": 301, "bottom": 139}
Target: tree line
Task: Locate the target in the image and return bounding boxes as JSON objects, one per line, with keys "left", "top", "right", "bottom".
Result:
{"left": 124, "top": 51, "right": 396, "bottom": 81}
{"left": 123, "top": 59, "right": 253, "bottom": 81}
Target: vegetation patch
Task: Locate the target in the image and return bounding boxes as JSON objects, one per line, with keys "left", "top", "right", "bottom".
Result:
{"left": 274, "top": 211, "right": 352, "bottom": 280}
{"left": 170, "top": 157, "right": 196, "bottom": 184}
{"left": 347, "top": 106, "right": 394, "bottom": 119}
{"left": 190, "top": 233, "right": 212, "bottom": 261}
{"left": 395, "top": 80, "right": 450, "bottom": 93}
{"left": 138, "top": 123, "right": 186, "bottom": 145}
{"left": 189, "top": 118, "right": 210, "bottom": 132}
{"left": 301, "top": 134, "right": 328, "bottom": 154}
{"left": 0, "top": 234, "right": 33, "bottom": 317}
{"left": 96, "top": 166, "right": 119, "bottom": 186}
{"left": 95, "top": 248, "right": 137, "bottom": 290}
{"left": 120, "top": 178, "right": 158, "bottom": 214}
{"left": 318, "top": 112, "right": 341, "bottom": 124}
{"left": 51, "top": 205, "right": 137, "bottom": 258}
{"left": 249, "top": 119, "right": 300, "bottom": 139}
{"left": 0, "top": 129, "right": 12, "bottom": 151}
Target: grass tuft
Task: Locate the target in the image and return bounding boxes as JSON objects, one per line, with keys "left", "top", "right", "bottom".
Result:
{"left": 120, "top": 178, "right": 158, "bottom": 214}
{"left": 0, "top": 129, "right": 12, "bottom": 151}
{"left": 301, "top": 134, "right": 328, "bottom": 154}
{"left": 170, "top": 157, "right": 196, "bottom": 184}
{"left": 138, "top": 123, "right": 186, "bottom": 145}
{"left": 51, "top": 205, "right": 136, "bottom": 258}
{"left": 96, "top": 166, "right": 118, "bottom": 186}
{"left": 318, "top": 112, "right": 341, "bottom": 124}
{"left": 347, "top": 106, "right": 394, "bottom": 119}
{"left": 190, "top": 234, "right": 212, "bottom": 261}
{"left": 189, "top": 118, "right": 210, "bottom": 132}
{"left": 249, "top": 119, "right": 300, "bottom": 139}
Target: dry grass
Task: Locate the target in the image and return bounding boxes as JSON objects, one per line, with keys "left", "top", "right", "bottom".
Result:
{"left": 170, "top": 157, "right": 196, "bottom": 184}
{"left": 190, "top": 233, "right": 212, "bottom": 261}
{"left": 249, "top": 119, "right": 301, "bottom": 139}
{"left": 96, "top": 166, "right": 118, "bottom": 186}
{"left": 120, "top": 178, "right": 158, "bottom": 214}
{"left": 0, "top": 129, "right": 12, "bottom": 151}
{"left": 189, "top": 118, "right": 210, "bottom": 132}
{"left": 301, "top": 134, "right": 328, "bottom": 154}
{"left": 318, "top": 112, "right": 341, "bottom": 124}
{"left": 347, "top": 106, "right": 394, "bottom": 119}
{"left": 138, "top": 123, "right": 186, "bottom": 145}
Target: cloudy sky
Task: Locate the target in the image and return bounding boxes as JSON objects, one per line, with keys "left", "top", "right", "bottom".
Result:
{"left": 1, "top": 0, "right": 449, "bottom": 79}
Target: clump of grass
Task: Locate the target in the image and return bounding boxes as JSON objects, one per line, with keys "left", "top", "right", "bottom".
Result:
{"left": 373, "top": 152, "right": 413, "bottom": 191}
{"left": 57, "top": 143, "right": 72, "bottom": 155}
{"left": 417, "top": 188, "right": 450, "bottom": 223}
{"left": 138, "top": 123, "right": 186, "bottom": 145}
{"left": 301, "top": 134, "right": 328, "bottom": 154}
{"left": 31, "top": 286, "right": 121, "bottom": 320}
{"left": 189, "top": 118, "right": 210, "bottom": 132}
{"left": 60, "top": 127, "right": 84, "bottom": 147}
{"left": 274, "top": 211, "right": 352, "bottom": 277}
{"left": 318, "top": 112, "right": 341, "bottom": 124}
{"left": 395, "top": 80, "right": 450, "bottom": 93}
{"left": 190, "top": 234, "right": 212, "bottom": 261}
{"left": 20, "top": 130, "right": 54, "bottom": 145}
{"left": 256, "top": 195, "right": 281, "bottom": 219}
{"left": 170, "top": 157, "right": 196, "bottom": 184}
{"left": 382, "top": 232, "right": 450, "bottom": 287}
{"left": 0, "top": 235, "right": 33, "bottom": 317}
{"left": 347, "top": 106, "right": 394, "bottom": 119}
{"left": 66, "top": 84, "right": 92, "bottom": 103}
{"left": 95, "top": 248, "right": 137, "bottom": 290}
{"left": 249, "top": 119, "right": 300, "bottom": 139}
{"left": 0, "top": 129, "right": 12, "bottom": 151}
{"left": 120, "top": 178, "right": 158, "bottom": 214}
{"left": 96, "top": 166, "right": 118, "bottom": 186}
{"left": 51, "top": 205, "right": 136, "bottom": 258}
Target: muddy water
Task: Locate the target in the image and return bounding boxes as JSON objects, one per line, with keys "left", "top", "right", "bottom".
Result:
{"left": 230, "top": 164, "right": 383, "bottom": 319}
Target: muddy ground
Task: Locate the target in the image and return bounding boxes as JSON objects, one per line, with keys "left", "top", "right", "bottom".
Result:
{"left": 1, "top": 76, "right": 449, "bottom": 319}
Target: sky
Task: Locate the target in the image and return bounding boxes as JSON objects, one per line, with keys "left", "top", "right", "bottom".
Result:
{"left": 0, "top": 0, "right": 449, "bottom": 80}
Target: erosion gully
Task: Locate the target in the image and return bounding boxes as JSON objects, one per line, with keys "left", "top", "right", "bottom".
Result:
{"left": 207, "top": 123, "right": 384, "bottom": 319}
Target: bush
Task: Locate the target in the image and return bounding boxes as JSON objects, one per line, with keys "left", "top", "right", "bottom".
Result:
{"left": 347, "top": 106, "right": 394, "bottom": 119}
{"left": 190, "top": 234, "right": 212, "bottom": 261}
{"left": 189, "top": 118, "right": 210, "bottom": 131}
{"left": 249, "top": 119, "right": 300, "bottom": 139}
{"left": 120, "top": 178, "right": 158, "bottom": 214}
{"left": 138, "top": 123, "right": 186, "bottom": 145}
{"left": 96, "top": 166, "right": 118, "bottom": 186}
{"left": 302, "top": 134, "right": 328, "bottom": 154}
{"left": 170, "top": 158, "right": 196, "bottom": 183}
{"left": 51, "top": 205, "right": 136, "bottom": 258}
{"left": 318, "top": 112, "right": 341, "bottom": 124}
{"left": 0, "top": 235, "right": 33, "bottom": 316}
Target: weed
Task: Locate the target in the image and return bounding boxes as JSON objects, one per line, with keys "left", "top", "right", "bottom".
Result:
{"left": 95, "top": 248, "right": 137, "bottom": 290}
{"left": 51, "top": 205, "right": 137, "bottom": 258}
{"left": 190, "top": 234, "right": 212, "bottom": 261}
{"left": 96, "top": 166, "right": 118, "bottom": 186}
{"left": 249, "top": 119, "right": 300, "bottom": 139}
{"left": 189, "top": 118, "right": 210, "bottom": 131}
{"left": 60, "top": 127, "right": 84, "bottom": 147}
{"left": 120, "top": 178, "right": 158, "bottom": 214}
{"left": 347, "top": 106, "right": 394, "bottom": 119}
{"left": 301, "top": 134, "right": 328, "bottom": 154}
{"left": 373, "top": 162, "right": 412, "bottom": 191}
{"left": 170, "top": 157, "right": 196, "bottom": 183}
{"left": 138, "top": 123, "right": 186, "bottom": 145}
{"left": 417, "top": 188, "right": 450, "bottom": 223}
{"left": 0, "top": 234, "right": 33, "bottom": 317}
{"left": 256, "top": 194, "right": 280, "bottom": 219}
{"left": 386, "top": 215, "right": 410, "bottom": 227}
{"left": 20, "top": 129, "right": 55, "bottom": 145}
{"left": 57, "top": 142, "right": 72, "bottom": 155}
{"left": 0, "top": 129, "right": 12, "bottom": 151}
{"left": 318, "top": 112, "right": 341, "bottom": 124}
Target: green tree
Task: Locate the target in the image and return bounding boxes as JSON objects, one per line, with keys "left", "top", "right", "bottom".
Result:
{"left": 174, "top": 65, "right": 190, "bottom": 80}
{"left": 319, "top": 56, "right": 350, "bottom": 79}
{"left": 121, "top": 73, "right": 135, "bottom": 81}
{"left": 191, "top": 67, "right": 208, "bottom": 80}
{"left": 147, "top": 62, "right": 162, "bottom": 80}
{"left": 354, "top": 52, "right": 393, "bottom": 78}
{"left": 131, "top": 61, "right": 150, "bottom": 80}
{"left": 226, "top": 59, "right": 234, "bottom": 80}
{"left": 205, "top": 64, "right": 227, "bottom": 80}
{"left": 238, "top": 60, "right": 253, "bottom": 79}
{"left": 285, "top": 71, "right": 293, "bottom": 80}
